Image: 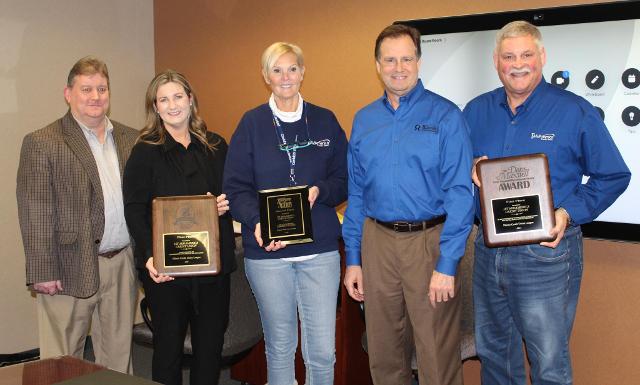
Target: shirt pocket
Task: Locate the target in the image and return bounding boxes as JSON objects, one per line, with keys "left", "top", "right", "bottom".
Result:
{"left": 404, "top": 123, "right": 439, "bottom": 171}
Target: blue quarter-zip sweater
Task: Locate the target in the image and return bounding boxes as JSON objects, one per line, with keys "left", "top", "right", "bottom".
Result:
{"left": 224, "top": 102, "right": 348, "bottom": 259}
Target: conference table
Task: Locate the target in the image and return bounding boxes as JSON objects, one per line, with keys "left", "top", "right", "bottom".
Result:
{"left": 0, "top": 356, "right": 159, "bottom": 385}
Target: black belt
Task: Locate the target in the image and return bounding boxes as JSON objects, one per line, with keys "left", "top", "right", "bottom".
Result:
{"left": 374, "top": 215, "right": 446, "bottom": 232}
{"left": 98, "top": 246, "right": 127, "bottom": 258}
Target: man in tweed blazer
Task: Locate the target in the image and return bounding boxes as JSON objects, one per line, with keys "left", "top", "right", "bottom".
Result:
{"left": 16, "top": 56, "right": 139, "bottom": 373}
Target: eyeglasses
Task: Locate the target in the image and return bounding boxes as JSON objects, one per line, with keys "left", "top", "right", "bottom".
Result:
{"left": 278, "top": 141, "right": 311, "bottom": 151}
{"left": 273, "top": 109, "right": 311, "bottom": 152}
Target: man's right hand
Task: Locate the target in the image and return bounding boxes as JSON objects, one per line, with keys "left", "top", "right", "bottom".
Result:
{"left": 33, "top": 280, "right": 63, "bottom": 295}
{"left": 472, "top": 155, "right": 488, "bottom": 187}
{"left": 146, "top": 257, "right": 174, "bottom": 283}
{"left": 344, "top": 265, "right": 364, "bottom": 302}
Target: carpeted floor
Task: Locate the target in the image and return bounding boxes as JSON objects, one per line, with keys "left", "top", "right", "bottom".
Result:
{"left": 84, "top": 337, "right": 242, "bottom": 385}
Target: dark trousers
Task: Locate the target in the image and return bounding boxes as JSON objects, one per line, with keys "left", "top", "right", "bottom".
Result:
{"left": 142, "top": 273, "right": 230, "bottom": 385}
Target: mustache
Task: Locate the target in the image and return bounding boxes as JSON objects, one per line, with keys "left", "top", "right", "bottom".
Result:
{"left": 509, "top": 67, "right": 531, "bottom": 75}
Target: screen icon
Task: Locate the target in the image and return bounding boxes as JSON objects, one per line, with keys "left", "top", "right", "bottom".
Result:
{"left": 585, "top": 70, "right": 605, "bottom": 90}
{"left": 621, "top": 68, "right": 639, "bottom": 89}
{"left": 551, "top": 71, "right": 570, "bottom": 89}
{"left": 622, "top": 106, "right": 639, "bottom": 127}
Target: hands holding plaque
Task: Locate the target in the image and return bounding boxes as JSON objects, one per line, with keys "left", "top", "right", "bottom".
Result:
{"left": 475, "top": 154, "right": 555, "bottom": 247}
{"left": 258, "top": 185, "right": 314, "bottom": 246}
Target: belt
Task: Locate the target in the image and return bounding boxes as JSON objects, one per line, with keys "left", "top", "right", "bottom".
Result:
{"left": 98, "top": 246, "right": 127, "bottom": 258}
{"left": 374, "top": 215, "right": 446, "bottom": 232}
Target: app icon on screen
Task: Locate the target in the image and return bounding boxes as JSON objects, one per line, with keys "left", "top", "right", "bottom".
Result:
{"left": 621, "top": 68, "right": 639, "bottom": 89}
{"left": 622, "top": 106, "right": 639, "bottom": 127}
{"left": 586, "top": 70, "right": 605, "bottom": 90}
{"left": 551, "top": 71, "right": 570, "bottom": 89}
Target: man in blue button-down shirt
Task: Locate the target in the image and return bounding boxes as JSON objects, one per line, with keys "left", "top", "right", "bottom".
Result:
{"left": 464, "top": 21, "right": 630, "bottom": 385}
{"left": 342, "top": 24, "right": 474, "bottom": 385}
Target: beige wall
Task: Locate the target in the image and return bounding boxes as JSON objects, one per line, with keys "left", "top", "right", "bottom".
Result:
{"left": 154, "top": 1, "right": 639, "bottom": 384}
{"left": 1, "top": 0, "right": 154, "bottom": 352}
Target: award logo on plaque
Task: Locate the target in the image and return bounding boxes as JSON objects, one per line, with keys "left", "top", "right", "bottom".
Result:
{"left": 152, "top": 195, "right": 220, "bottom": 276}
{"left": 258, "top": 185, "right": 313, "bottom": 245}
{"left": 477, "top": 153, "right": 555, "bottom": 247}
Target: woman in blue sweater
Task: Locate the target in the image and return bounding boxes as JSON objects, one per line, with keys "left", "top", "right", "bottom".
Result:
{"left": 223, "top": 42, "right": 347, "bottom": 385}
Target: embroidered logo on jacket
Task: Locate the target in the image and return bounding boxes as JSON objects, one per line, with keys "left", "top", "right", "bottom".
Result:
{"left": 530, "top": 133, "right": 555, "bottom": 141}
{"left": 415, "top": 124, "right": 438, "bottom": 133}
{"left": 310, "top": 139, "right": 330, "bottom": 147}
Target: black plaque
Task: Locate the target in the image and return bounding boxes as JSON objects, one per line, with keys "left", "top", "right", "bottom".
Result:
{"left": 259, "top": 185, "right": 313, "bottom": 245}
{"left": 477, "top": 154, "right": 555, "bottom": 247}
{"left": 152, "top": 195, "right": 220, "bottom": 276}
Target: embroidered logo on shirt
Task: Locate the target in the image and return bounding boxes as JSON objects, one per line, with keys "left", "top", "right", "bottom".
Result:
{"left": 531, "top": 133, "right": 555, "bottom": 141}
{"left": 414, "top": 124, "right": 438, "bottom": 133}
{"left": 310, "top": 139, "right": 330, "bottom": 147}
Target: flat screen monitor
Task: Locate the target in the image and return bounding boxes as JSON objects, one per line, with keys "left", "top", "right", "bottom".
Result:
{"left": 398, "top": 1, "right": 640, "bottom": 242}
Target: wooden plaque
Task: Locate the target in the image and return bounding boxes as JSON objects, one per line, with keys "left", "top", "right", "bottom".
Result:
{"left": 152, "top": 195, "right": 220, "bottom": 276}
{"left": 477, "top": 153, "right": 555, "bottom": 247}
{"left": 258, "top": 185, "right": 313, "bottom": 245}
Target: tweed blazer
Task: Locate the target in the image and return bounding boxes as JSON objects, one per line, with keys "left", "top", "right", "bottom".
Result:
{"left": 17, "top": 110, "right": 138, "bottom": 298}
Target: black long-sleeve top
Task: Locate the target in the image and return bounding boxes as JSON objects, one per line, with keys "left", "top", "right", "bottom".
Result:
{"left": 123, "top": 131, "right": 236, "bottom": 280}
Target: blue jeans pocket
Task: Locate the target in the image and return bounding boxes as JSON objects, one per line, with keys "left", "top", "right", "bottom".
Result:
{"left": 523, "top": 238, "right": 569, "bottom": 263}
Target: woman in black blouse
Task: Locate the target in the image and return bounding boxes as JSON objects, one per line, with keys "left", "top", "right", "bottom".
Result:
{"left": 123, "top": 70, "right": 236, "bottom": 385}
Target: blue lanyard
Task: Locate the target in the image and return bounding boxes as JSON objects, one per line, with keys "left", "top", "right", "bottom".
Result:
{"left": 272, "top": 115, "right": 299, "bottom": 186}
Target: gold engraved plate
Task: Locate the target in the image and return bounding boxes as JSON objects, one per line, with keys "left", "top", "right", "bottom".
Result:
{"left": 152, "top": 195, "right": 220, "bottom": 276}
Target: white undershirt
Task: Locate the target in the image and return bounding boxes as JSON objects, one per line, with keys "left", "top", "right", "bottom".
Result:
{"left": 268, "top": 92, "right": 304, "bottom": 122}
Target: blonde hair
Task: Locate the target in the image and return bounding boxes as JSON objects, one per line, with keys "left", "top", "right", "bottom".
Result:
{"left": 261, "top": 42, "right": 304, "bottom": 80}
{"left": 138, "top": 70, "right": 218, "bottom": 151}
{"left": 495, "top": 20, "right": 544, "bottom": 52}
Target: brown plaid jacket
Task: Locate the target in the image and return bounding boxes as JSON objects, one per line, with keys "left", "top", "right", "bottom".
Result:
{"left": 16, "top": 111, "right": 138, "bottom": 298}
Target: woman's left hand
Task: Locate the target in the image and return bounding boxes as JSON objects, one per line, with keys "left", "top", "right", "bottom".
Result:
{"left": 215, "top": 193, "right": 229, "bottom": 216}
{"left": 308, "top": 186, "right": 319, "bottom": 208}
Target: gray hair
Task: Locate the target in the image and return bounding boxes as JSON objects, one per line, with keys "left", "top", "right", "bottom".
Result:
{"left": 495, "top": 20, "right": 543, "bottom": 52}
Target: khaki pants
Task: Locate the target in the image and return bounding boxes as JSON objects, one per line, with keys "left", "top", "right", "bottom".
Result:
{"left": 37, "top": 246, "right": 137, "bottom": 373}
{"left": 362, "top": 219, "right": 462, "bottom": 385}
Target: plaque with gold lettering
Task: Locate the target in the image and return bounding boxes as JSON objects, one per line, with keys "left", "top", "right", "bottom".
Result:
{"left": 477, "top": 154, "right": 555, "bottom": 247}
{"left": 259, "top": 185, "right": 313, "bottom": 245}
{"left": 152, "top": 195, "right": 220, "bottom": 276}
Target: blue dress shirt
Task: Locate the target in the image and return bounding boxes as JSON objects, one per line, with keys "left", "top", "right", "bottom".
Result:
{"left": 343, "top": 79, "right": 474, "bottom": 275}
{"left": 463, "top": 79, "right": 631, "bottom": 225}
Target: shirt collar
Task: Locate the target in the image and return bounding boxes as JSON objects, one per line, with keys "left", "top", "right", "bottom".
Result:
{"left": 498, "top": 76, "right": 548, "bottom": 115}
{"left": 381, "top": 79, "right": 425, "bottom": 112}
{"left": 269, "top": 93, "right": 304, "bottom": 123}
{"left": 74, "top": 115, "right": 113, "bottom": 139}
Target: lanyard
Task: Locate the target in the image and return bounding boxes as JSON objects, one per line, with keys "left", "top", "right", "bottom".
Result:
{"left": 272, "top": 114, "right": 298, "bottom": 186}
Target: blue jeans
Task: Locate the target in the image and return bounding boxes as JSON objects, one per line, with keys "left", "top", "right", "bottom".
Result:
{"left": 474, "top": 225, "right": 583, "bottom": 385}
{"left": 245, "top": 251, "right": 340, "bottom": 385}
